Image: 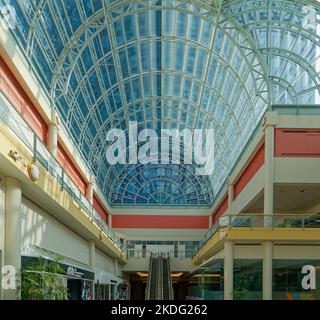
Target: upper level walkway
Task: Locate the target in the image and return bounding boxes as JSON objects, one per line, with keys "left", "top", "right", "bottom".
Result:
{"left": 192, "top": 213, "right": 320, "bottom": 265}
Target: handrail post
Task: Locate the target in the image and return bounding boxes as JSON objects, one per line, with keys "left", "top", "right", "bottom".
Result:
{"left": 90, "top": 205, "right": 94, "bottom": 222}
{"left": 33, "top": 132, "right": 37, "bottom": 160}
{"left": 61, "top": 169, "right": 65, "bottom": 191}
{"left": 272, "top": 214, "right": 275, "bottom": 228}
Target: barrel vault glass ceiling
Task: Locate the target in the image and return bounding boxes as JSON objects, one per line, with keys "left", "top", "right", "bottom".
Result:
{"left": 2, "top": 0, "right": 320, "bottom": 207}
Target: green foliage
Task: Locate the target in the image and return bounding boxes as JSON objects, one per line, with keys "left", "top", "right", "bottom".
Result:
{"left": 277, "top": 220, "right": 293, "bottom": 228}
{"left": 233, "top": 288, "right": 249, "bottom": 300}
{"left": 20, "top": 257, "right": 68, "bottom": 300}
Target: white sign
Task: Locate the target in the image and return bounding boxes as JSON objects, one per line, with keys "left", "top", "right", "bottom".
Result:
{"left": 302, "top": 265, "right": 316, "bottom": 290}
{"left": 2, "top": 265, "right": 16, "bottom": 290}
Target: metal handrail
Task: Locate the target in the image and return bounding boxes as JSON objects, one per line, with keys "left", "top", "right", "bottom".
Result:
{"left": 145, "top": 255, "right": 153, "bottom": 300}
{"left": 127, "top": 249, "right": 195, "bottom": 259}
{"left": 193, "top": 213, "right": 320, "bottom": 257}
{"left": 165, "top": 253, "right": 174, "bottom": 300}
{"left": 0, "top": 92, "right": 126, "bottom": 255}
{"left": 157, "top": 255, "right": 163, "bottom": 300}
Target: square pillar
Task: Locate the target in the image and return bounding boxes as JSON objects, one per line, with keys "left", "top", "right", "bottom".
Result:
{"left": 48, "top": 110, "right": 59, "bottom": 158}
{"left": 263, "top": 240, "right": 273, "bottom": 300}
{"left": 227, "top": 177, "right": 234, "bottom": 215}
{"left": 263, "top": 112, "right": 277, "bottom": 227}
{"left": 4, "top": 177, "right": 22, "bottom": 300}
{"left": 224, "top": 240, "right": 234, "bottom": 300}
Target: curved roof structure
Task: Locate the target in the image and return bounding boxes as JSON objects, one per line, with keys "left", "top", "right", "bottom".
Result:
{"left": 2, "top": 0, "right": 320, "bottom": 207}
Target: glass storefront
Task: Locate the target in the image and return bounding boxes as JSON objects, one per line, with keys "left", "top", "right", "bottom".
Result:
{"left": 233, "top": 260, "right": 262, "bottom": 300}
{"left": 188, "top": 258, "right": 320, "bottom": 300}
{"left": 127, "top": 240, "right": 198, "bottom": 258}
{"left": 273, "top": 259, "right": 320, "bottom": 300}
{"left": 110, "top": 284, "right": 116, "bottom": 300}
{"left": 187, "top": 259, "right": 262, "bottom": 300}
{"left": 21, "top": 256, "right": 94, "bottom": 300}
{"left": 67, "top": 279, "right": 93, "bottom": 300}
{"left": 187, "top": 259, "right": 223, "bottom": 300}
{"left": 95, "top": 283, "right": 110, "bottom": 300}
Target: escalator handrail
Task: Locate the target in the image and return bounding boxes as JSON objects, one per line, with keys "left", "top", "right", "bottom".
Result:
{"left": 146, "top": 255, "right": 156, "bottom": 300}
{"left": 167, "top": 257, "right": 174, "bottom": 300}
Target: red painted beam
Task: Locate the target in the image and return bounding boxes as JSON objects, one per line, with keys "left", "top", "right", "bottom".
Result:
{"left": 57, "top": 142, "right": 87, "bottom": 196}
{"left": 0, "top": 56, "right": 47, "bottom": 143}
{"left": 212, "top": 196, "right": 228, "bottom": 224}
{"left": 234, "top": 144, "right": 265, "bottom": 198}
{"left": 112, "top": 215, "right": 209, "bottom": 229}
{"left": 93, "top": 193, "right": 108, "bottom": 223}
{"left": 275, "top": 128, "right": 320, "bottom": 157}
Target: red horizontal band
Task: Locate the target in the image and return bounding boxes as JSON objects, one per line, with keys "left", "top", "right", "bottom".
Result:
{"left": 112, "top": 215, "right": 209, "bottom": 229}
{"left": 275, "top": 128, "right": 320, "bottom": 158}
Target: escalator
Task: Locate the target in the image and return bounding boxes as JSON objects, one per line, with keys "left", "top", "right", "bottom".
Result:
{"left": 145, "top": 253, "right": 173, "bottom": 300}
{"left": 162, "top": 257, "right": 170, "bottom": 299}
{"left": 146, "top": 254, "right": 158, "bottom": 300}
{"left": 162, "top": 255, "right": 173, "bottom": 300}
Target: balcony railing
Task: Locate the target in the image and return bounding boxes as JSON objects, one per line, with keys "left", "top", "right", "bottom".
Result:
{"left": 193, "top": 213, "right": 320, "bottom": 258}
{"left": 127, "top": 249, "right": 195, "bottom": 259}
{"left": 0, "top": 91, "right": 126, "bottom": 256}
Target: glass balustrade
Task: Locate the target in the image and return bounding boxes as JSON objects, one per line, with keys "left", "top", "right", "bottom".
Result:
{"left": 0, "top": 91, "right": 126, "bottom": 255}
{"left": 126, "top": 249, "right": 196, "bottom": 259}
{"left": 193, "top": 213, "right": 320, "bottom": 258}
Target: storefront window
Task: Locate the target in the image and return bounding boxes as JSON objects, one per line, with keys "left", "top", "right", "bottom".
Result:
{"left": 110, "top": 284, "right": 116, "bottom": 300}
{"left": 273, "top": 259, "right": 320, "bottom": 300}
{"left": 81, "top": 280, "right": 93, "bottom": 300}
{"left": 233, "top": 259, "right": 262, "bottom": 300}
{"left": 118, "top": 282, "right": 128, "bottom": 300}
{"left": 187, "top": 260, "right": 223, "bottom": 300}
{"left": 105, "top": 284, "right": 110, "bottom": 300}
{"left": 186, "top": 259, "right": 262, "bottom": 300}
{"left": 95, "top": 283, "right": 110, "bottom": 300}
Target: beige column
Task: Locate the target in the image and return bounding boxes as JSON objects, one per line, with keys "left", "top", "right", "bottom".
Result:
{"left": 263, "top": 112, "right": 277, "bottom": 227}
{"left": 87, "top": 176, "right": 95, "bottom": 205}
{"left": 88, "top": 240, "right": 95, "bottom": 269}
{"left": 208, "top": 215, "right": 213, "bottom": 228}
{"left": 4, "top": 177, "right": 22, "bottom": 300}
{"left": 88, "top": 240, "right": 95, "bottom": 299}
{"left": 48, "top": 110, "right": 60, "bottom": 157}
{"left": 114, "top": 259, "right": 119, "bottom": 276}
{"left": 224, "top": 240, "right": 234, "bottom": 300}
{"left": 263, "top": 241, "right": 273, "bottom": 300}
{"left": 227, "top": 176, "right": 234, "bottom": 215}
{"left": 262, "top": 112, "right": 277, "bottom": 300}
{"left": 108, "top": 214, "right": 112, "bottom": 227}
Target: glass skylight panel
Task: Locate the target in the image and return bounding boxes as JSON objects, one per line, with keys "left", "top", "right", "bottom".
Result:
{"left": 2, "top": 0, "right": 319, "bottom": 206}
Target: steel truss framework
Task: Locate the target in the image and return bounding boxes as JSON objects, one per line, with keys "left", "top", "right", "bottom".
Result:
{"left": 2, "top": 0, "right": 320, "bottom": 206}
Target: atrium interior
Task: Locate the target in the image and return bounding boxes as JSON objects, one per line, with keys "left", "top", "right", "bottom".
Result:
{"left": 0, "top": 0, "right": 320, "bottom": 300}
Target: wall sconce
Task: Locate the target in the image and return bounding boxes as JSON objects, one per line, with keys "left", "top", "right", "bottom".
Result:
{"left": 219, "top": 231, "right": 226, "bottom": 240}
{"left": 27, "top": 160, "right": 40, "bottom": 182}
